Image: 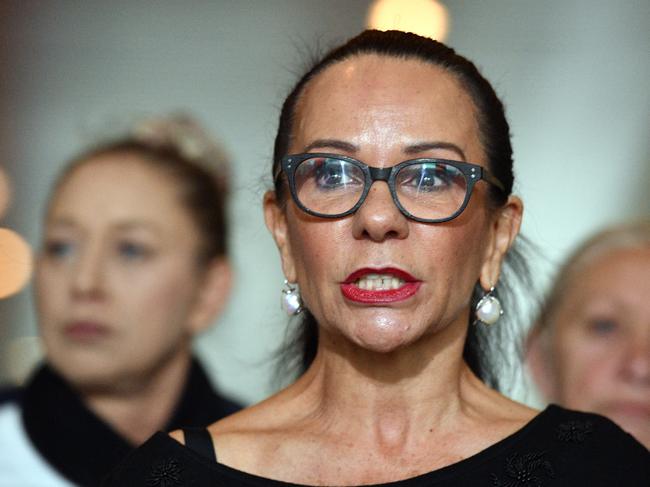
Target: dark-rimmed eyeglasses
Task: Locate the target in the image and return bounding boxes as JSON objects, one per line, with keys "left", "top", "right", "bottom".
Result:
{"left": 275, "top": 153, "right": 505, "bottom": 223}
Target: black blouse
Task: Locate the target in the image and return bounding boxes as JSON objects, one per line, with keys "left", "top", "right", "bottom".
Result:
{"left": 20, "top": 359, "right": 242, "bottom": 486}
{"left": 103, "top": 405, "right": 649, "bottom": 486}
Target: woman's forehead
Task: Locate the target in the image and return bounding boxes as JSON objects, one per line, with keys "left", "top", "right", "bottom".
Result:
{"left": 292, "top": 54, "right": 481, "bottom": 159}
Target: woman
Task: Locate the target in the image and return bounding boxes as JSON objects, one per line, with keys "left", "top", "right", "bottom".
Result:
{"left": 105, "top": 31, "right": 649, "bottom": 486}
{"left": 0, "top": 115, "right": 242, "bottom": 486}
{"left": 527, "top": 221, "right": 650, "bottom": 449}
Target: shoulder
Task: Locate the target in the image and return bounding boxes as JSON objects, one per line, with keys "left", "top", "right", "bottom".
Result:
{"left": 0, "top": 402, "right": 73, "bottom": 486}
{"left": 541, "top": 405, "right": 646, "bottom": 452}
{"left": 102, "top": 432, "right": 218, "bottom": 486}
{"left": 491, "top": 405, "right": 649, "bottom": 485}
{"left": 0, "top": 385, "right": 21, "bottom": 406}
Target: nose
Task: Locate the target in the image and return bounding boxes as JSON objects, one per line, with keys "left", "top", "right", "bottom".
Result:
{"left": 351, "top": 182, "right": 409, "bottom": 242}
{"left": 621, "top": 328, "right": 650, "bottom": 386}
{"left": 71, "top": 243, "right": 106, "bottom": 299}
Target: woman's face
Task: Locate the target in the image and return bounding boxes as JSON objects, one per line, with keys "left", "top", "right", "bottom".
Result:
{"left": 548, "top": 247, "right": 650, "bottom": 447}
{"left": 36, "top": 154, "right": 218, "bottom": 390}
{"left": 267, "top": 55, "right": 520, "bottom": 354}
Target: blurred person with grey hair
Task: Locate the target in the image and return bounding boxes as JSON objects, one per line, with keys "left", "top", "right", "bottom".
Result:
{"left": 527, "top": 221, "right": 650, "bottom": 449}
{"left": 0, "top": 115, "right": 242, "bottom": 485}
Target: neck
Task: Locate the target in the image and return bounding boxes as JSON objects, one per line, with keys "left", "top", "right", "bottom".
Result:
{"left": 287, "top": 320, "right": 499, "bottom": 452}
{"left": 81, "top": 349, "right": 192, "bottom": 445}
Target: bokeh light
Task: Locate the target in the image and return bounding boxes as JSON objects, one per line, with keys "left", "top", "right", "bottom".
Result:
{"left": 0, "top": 227, "right": 33, "bottom": 299}
{"left": 0, "top": 166, "right": 10, "bottom": 219}
{"left": 367, "top": 0, "right": 450, "bottom": 41}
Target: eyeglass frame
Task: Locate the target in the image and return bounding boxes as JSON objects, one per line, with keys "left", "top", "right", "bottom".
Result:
{"left": 275, "top": 152, "right": 506, "bottom": 223}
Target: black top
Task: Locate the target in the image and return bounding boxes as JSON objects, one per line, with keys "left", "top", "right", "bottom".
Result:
{"left": 103, "top": 405, "right": 649, "bottom": 486}
{"left": 20, "top": 359, "right": 242, "bottom": 486}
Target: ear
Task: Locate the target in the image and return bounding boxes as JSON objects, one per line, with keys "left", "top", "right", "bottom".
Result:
{"left": 263, "top": 190, "right": 297, "bottom": 282}
{"left": 186, "top": 257, "right": 232, "bottom": 335}
{"left": 525, "top": 326, "right": 556, "bottom": 401}
{"left": 479, "top": 195, "right": 523, "bottom": 290}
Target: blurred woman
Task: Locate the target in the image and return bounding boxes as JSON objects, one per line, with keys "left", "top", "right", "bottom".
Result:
{"left": 527, "top": 221, "right": 650, "bottom": 449}
{"left": 0, "top": 115, "right": 242, "bottom": 485}
{"left": 105, "top": 31, "right": 648, "bottom": 486}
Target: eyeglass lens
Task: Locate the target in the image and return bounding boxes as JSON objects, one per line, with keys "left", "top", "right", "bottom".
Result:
{"left": 293, "top": 156, "right": 468, "bottom": 220}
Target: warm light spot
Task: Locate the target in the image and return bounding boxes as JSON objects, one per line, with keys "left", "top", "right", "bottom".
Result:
{"left": 0, "top": 228, "right": 33, "bottom": 299}
{"left": 0, "top": 167, "right": 10, "bottom": 219}
{"left": 367, "top": 0, "right": 450, "bottom": 41}
{"left": 7, "top": 336, "right": 43, "bottom": 385}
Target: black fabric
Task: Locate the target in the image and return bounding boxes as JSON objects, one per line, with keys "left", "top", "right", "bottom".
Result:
{"left": 0, "top": 385, "right": 21, "bottom": 405}
{"left": 103, "top": 405, "right": 649, "bottom": 486}
{"left": 21, "top": 359, "right": 242, "bottom": 486}
{"left": 183, "top": 427, "right": 217, "bottom": 462}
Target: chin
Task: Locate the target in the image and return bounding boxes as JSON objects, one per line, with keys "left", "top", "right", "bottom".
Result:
{"left": 350, "top": 319, "right": 416, "bottom": 353}
{"left": 49, "top": 354, "right": 120, "bottom": 391}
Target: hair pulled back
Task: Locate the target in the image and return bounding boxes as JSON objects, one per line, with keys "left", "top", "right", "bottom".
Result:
{"left": 52, "top": 114, "right": 230, "bottom": 263}
{"left": 272, "top": 30, "right": 530, "bottom": 391}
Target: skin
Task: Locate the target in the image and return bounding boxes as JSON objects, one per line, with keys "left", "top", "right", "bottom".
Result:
{"left": 36, "top": 154, "right": 231, "bottom": 444}
{"left": 174, "top": 54, "right": 530, "bottom": 485}
{"left": 528, "top": 247, "right": 650, "bottom": 448}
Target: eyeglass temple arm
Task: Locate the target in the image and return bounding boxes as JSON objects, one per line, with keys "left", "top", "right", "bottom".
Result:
{"left": 481, "top": 167, "right": 506, "bottom": 193}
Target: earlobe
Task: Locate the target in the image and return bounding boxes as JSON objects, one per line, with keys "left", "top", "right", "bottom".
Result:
{"left": 479, "top": 195, "right": 523, "bottom": 290}
{"left": 263, "top": 191, "right": 297, "bottom": 282}
{"left": 187, "top": 258, "right": 232, "bottom": 335}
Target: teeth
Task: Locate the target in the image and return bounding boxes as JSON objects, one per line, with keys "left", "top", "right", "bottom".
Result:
{"left": 355, "top": 274, "right": 405, "bottom": 291}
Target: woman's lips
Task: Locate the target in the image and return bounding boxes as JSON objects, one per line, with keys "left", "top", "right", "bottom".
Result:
{"left": 63, "top": 321, "right": 110, "bottom": 342}
{"left": 341, "top": 267, "right": 421, "bottom": 304}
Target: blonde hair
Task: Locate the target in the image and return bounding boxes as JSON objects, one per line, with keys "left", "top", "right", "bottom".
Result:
{"left": 50, "top": 113, "right": 231, "bottom": 261}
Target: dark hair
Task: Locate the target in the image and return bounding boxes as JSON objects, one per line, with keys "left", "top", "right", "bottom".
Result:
{"left": 50, "top": 115, "right": 230, "bottom": 263}
{"left": 272, "top": 30, "right": 532, "bottom": 392}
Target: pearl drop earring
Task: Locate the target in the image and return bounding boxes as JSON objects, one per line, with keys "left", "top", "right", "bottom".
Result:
{"left": 281, "top": 279, "right": 303, "bottom": 316}
{"left": 474, "top": 286, "right": 503, "bottom": 326}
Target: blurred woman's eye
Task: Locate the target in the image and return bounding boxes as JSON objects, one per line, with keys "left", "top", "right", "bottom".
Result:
{"left": 587, "top": 317, "right": 619, "bottom": 336}
{"left": 116, "top": 241, "right": 152, "bottom": 261}
{"left": 43, "top": 239, "right": 75, "bottom": 260}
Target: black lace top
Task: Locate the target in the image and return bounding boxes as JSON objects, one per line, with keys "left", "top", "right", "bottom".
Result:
{"left": 103, "top": 405, "right": 649, "bottom": 486}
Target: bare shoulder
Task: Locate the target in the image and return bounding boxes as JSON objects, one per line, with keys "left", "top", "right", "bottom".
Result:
{"left": 459, "top": 373, "right": 541, "bottom": 444}
{"left": 204, "top": 394, "right": 304, "bottom": 470}
{"left": 168, "top": 429, "right": 186, "bottom": 445}
{"left": 469, "top": 388, "right": 541, "bottom": 443}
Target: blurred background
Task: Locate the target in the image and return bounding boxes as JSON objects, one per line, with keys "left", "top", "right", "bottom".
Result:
{"left": 1, "top": 0, "right": 648, "bottom": 405}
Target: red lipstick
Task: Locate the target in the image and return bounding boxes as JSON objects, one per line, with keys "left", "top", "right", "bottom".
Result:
{"left": 340, "top": 267, "right": 421, "bottom": 304}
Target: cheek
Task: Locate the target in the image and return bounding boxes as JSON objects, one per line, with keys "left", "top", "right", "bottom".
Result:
{"left": 554, "top": 330, "right": 621, "bottom": 409}
{"left": 288, "top": 219, "right": 347, "bottom": 290}
{"left": 116, "top": 263, "right": 198, "bottom": 329}
{"left": 34, "top": 263, "right": 68, "bottom": 330}
{"left": 419, "top": 224, "right": 486, "bottom": 302}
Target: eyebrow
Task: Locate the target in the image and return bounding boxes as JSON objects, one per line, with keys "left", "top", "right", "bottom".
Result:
{"left": 301, "top": 139, "right": 466, "bottom": 161}
{"left": 47, "top": 218, "right": 162, "bottom": 235}
{"left": 113, "top": 221, "right": 162, "bottom": 235}
{"left": 403, "top": 142, "right": 467, "bottom": 161}
{"left": 303, "top": 139, "right": 360, "bottom": 153}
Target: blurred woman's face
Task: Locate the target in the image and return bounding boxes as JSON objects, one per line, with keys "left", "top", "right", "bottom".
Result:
{"left": 36, "top": 155, "right": 209, "bottom": 390}
{"left": 268, "top": 55, "right": 518, "bottom": 354}
{"left": 549, "top": 247, "right": 650, "bottom": 447}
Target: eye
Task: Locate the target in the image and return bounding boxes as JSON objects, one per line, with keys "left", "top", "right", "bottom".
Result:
{"left": 398, "top": 163, "right": 462, "bottom": 193}
{"left": 117, "top": 241, "right": 151, "bottom": 260}
{"left": 312, "top": 158, "right": 363, "bottom": 190}
{"left": 587, "top": 318, "right": 619, "bottom": 336}
{"left": 44, "top": 239, "right": 75, "bottom": 260}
